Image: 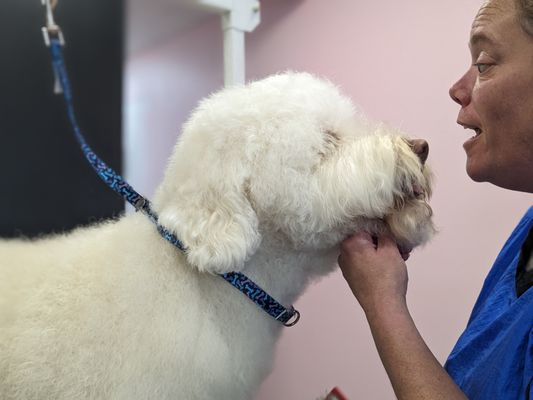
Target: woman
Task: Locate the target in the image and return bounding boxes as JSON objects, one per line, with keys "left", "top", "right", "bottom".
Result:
{"left": 338, "top": 0, "right": 533, "bottom": 398}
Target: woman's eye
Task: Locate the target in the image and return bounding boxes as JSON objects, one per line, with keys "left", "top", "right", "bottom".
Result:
{"left": 474, "top": 63, "right": 491, "bottom": 74}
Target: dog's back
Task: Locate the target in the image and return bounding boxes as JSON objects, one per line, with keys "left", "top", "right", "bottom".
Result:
{"left": 0, "top": 218, "right": 173, "bottom": 398}
{"left": 1, "top": 233, "right": 79, "bottom": 329}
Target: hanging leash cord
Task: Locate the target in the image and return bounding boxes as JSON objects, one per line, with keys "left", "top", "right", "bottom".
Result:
{"left": 41, "top": 0, "right": 300, "bottom": 327}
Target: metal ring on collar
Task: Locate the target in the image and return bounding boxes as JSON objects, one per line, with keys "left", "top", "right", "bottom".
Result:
{"left": 283, "top": 309, "right": 301, "bottom": 327}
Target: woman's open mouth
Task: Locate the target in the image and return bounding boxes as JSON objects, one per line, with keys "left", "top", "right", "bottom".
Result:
{"left": 471, "top": 127, "right": 482, "bottom": 139}
{"left": 463, "top": 126, "right": 483, "bottom": 149}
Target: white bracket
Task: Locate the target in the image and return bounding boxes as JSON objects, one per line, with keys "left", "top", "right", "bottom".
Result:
{"left": 184, "top": 0, "right": 261, "bottom": 86}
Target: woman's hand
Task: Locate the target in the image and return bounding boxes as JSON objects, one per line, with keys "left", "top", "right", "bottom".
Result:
{"left": 337, "top": 232, "right": 468, "bottom": 400}
{"left": 337, "top": 232, "right": 409, "bottom": 315}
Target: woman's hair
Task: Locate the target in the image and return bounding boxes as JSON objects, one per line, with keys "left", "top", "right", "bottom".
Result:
{"left": 516, "top": 0, "right": 533, "bottom": 35}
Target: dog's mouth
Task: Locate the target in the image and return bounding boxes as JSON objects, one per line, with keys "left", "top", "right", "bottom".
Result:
{"left": 412, "top": 183, "right": 425, "bottom": 199}
{"left": 404, "top": 181, "right": 427, "bottom": 201}
{"left": 394, "top": 181, "right": 428, "bottom": 211}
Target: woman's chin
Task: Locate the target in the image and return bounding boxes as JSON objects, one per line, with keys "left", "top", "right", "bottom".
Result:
{"left": 465, "top": 161, "right": 487, "bottom": 183}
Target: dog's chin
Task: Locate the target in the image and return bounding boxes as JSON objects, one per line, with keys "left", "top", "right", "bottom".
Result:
{"left": 385, "top": 199, "right": 435, "bottom": 256}
{"left": 280, "top": 190, "right": 435, "bottom": 257}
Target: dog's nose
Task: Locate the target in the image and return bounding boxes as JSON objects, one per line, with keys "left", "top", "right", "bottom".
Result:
{"left": 409, "top": 139, "right": 429, "bottom": 165}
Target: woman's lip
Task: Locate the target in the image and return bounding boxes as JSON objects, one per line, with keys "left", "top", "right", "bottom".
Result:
{"left": 463, "top": 130, "right": 482, "bottom": 150}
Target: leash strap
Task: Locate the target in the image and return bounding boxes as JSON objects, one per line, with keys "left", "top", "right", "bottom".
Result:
{"left": 45, "top": 37, "right": 299, "bottom": 327}
{"left": 48, "top": 39, "right": 186, "bottom": 252}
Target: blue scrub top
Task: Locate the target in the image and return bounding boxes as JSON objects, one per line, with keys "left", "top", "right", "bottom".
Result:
{"left": 445, "top": 207, "right": 533, "bottom": 399}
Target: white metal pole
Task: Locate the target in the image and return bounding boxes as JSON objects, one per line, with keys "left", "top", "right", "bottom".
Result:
{"left": 185, "top": 0, "right": 261, "bottom": 86}
{"left": 222, "top": 24, "right": 245, "bottom": 86}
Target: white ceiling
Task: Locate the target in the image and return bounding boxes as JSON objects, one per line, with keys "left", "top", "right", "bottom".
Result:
{"left": 125, "top": 0, "right": 214, "bottom": 56}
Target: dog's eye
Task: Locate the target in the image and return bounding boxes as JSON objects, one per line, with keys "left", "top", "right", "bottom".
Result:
{"left": 318, "top": 130, "right": 340, "bottom": 161}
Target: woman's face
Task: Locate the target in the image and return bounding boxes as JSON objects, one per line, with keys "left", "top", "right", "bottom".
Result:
{"left": 449, "top": 0, "right": 533, "bottom": 192}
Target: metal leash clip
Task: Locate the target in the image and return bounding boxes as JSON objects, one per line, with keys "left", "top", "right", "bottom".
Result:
{"left": 41, "top": 0, "right": 64, "bottom": 47}
{"left": 41, "top": 0, "right": 64, "bottom": 93}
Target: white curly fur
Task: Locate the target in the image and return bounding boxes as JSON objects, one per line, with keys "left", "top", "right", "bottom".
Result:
{"left": 0, "top": 72, "right": 435, "bottom": 399}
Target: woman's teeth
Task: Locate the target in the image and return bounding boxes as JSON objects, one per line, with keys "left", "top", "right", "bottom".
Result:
{"left": 469, "top": 128, "right": 482, "bottom": 139}
{"left": 463, "top": 125, "right": 482, "bottom": 138}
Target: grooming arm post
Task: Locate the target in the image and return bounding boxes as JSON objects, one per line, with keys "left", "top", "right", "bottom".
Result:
{"left": 187, "top": 0, "right": 261, "bottom": 86}
{"left": 222, "top": 14, "right": 246, "bottom": 86}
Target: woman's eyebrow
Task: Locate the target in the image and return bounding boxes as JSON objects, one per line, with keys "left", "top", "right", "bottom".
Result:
{"left": 469, "top": 32, "right": 499, "bottom": 49}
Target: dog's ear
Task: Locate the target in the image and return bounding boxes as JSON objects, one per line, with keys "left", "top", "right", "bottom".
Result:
{"left": 154, "top": 159, "right": 261, "bottom": 275}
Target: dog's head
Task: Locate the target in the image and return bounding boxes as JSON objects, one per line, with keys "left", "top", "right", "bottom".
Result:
{"left": 154, "top": 72, "right": 435, "bottom": 273}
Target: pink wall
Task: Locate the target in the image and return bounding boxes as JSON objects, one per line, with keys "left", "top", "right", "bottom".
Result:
{"left": 125, "top": 1, "right": 532, "bottom": 398}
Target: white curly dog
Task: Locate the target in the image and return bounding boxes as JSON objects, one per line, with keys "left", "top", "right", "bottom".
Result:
{"left": 0, "top": 72, "right": 435, "bottom": 399}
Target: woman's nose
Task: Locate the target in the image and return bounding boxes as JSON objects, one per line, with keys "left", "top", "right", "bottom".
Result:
{"left": 449, "top": 69, "right": 474, "bottom": 106}
{"left": 409, "top": 139, "right": 429, "bottom": 164}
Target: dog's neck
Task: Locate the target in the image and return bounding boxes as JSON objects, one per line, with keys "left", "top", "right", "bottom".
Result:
{"left": 131, "top": 212, "right": 338, "bottom": 318}
{"left": 237, "top": 236, "right": 338, "bottom": 307}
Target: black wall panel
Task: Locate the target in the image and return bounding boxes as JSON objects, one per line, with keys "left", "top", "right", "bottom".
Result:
{"left": 0, "top": 0, "right": 124, "bottom": 237}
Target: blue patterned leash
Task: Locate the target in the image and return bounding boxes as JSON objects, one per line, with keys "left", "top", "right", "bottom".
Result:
{"left": 41, "top": 0, "right": 300, "bottom": 327}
